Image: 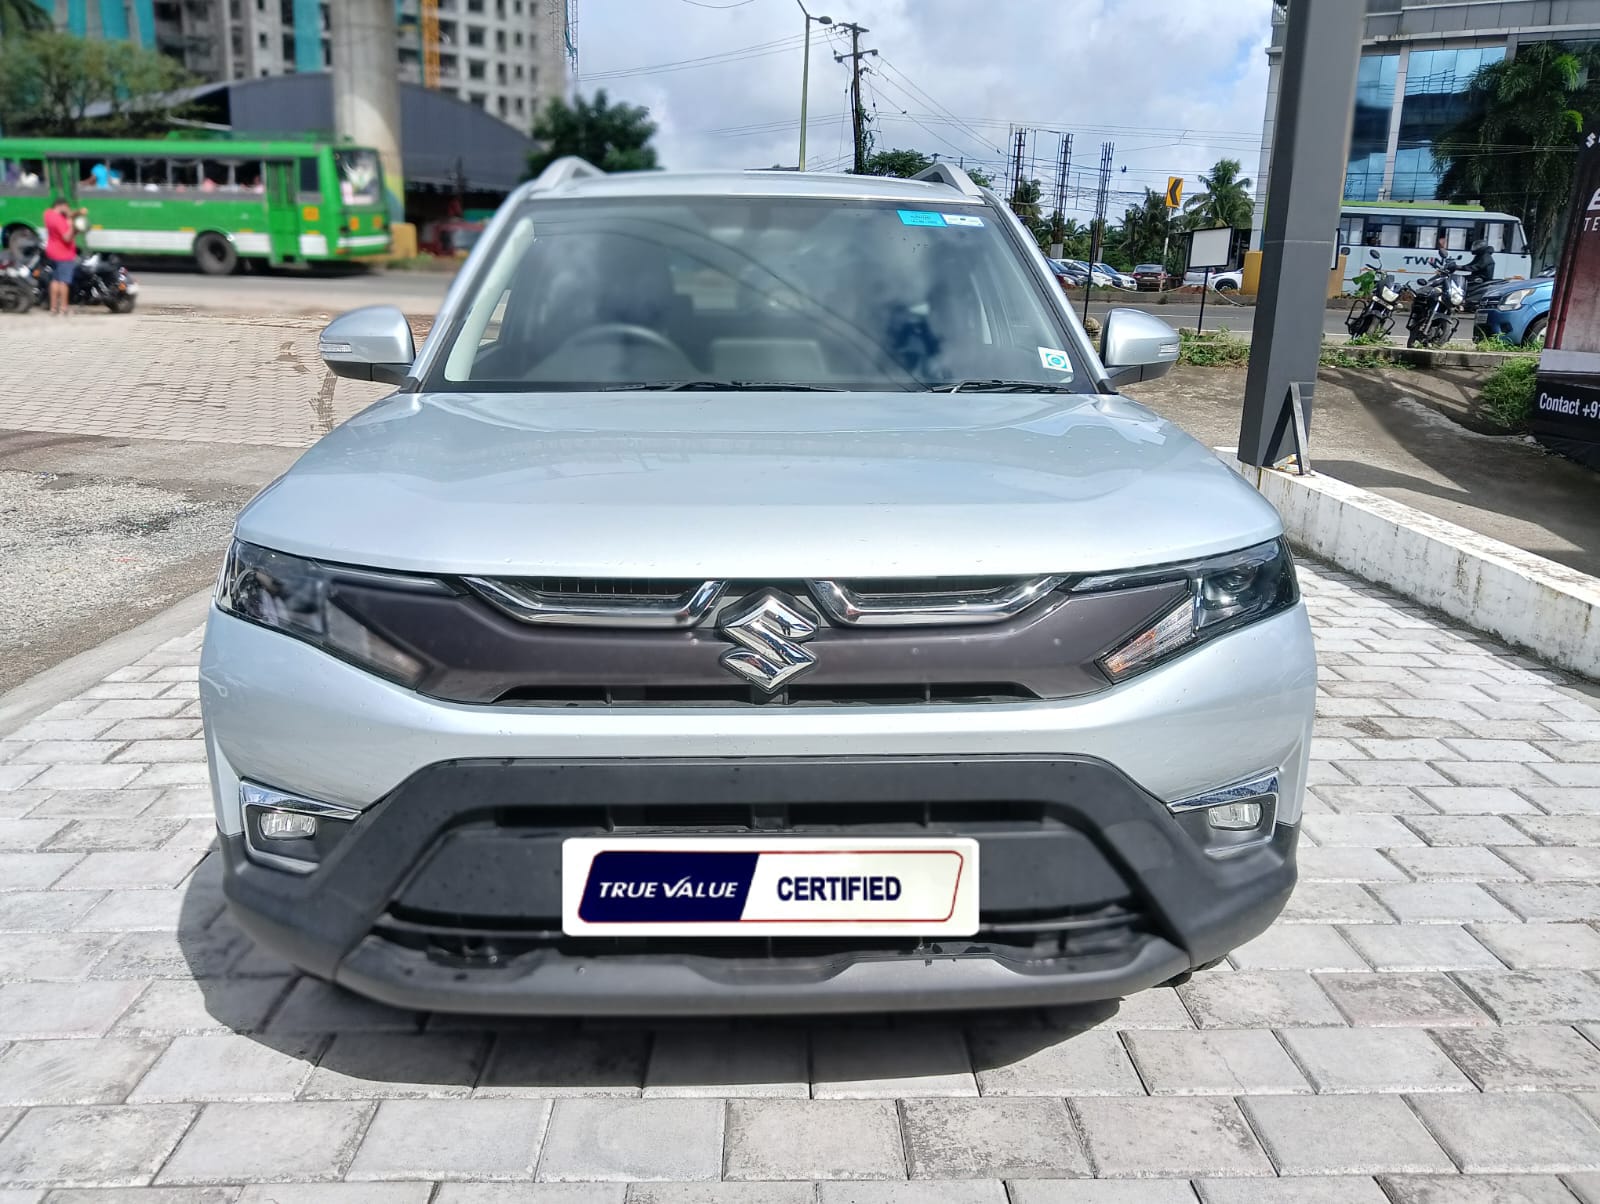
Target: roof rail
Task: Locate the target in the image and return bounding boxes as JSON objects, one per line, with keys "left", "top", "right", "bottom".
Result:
{"left": 912, "top": 161, "right": 984, "bottom": 199}
{"left": 530, "top": 156, "right": 605, "bottom": 192}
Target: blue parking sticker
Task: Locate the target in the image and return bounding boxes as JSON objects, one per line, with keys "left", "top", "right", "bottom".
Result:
{"left": 898, "top": 210, "right": 948, "bottom": 227}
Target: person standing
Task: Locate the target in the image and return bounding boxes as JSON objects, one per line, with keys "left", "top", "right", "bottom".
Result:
{"left": 42, "top": 196, "right": 83, "bottom": 317}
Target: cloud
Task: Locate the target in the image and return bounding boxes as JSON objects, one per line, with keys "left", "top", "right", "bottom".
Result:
{"left": 571, "top": 0, "right": 1273, "bottom": 218}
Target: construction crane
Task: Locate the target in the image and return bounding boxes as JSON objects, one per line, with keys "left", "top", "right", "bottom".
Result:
{"left": 422, "top": 0, "right": 440, "bottom": 89}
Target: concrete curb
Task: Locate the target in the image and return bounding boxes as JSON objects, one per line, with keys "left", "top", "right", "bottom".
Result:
{"left": 1221, "top": 450, "right": 1600, "bottom": 681}
{"left": 0, "top": 587, "right": 213, "bottom": 739}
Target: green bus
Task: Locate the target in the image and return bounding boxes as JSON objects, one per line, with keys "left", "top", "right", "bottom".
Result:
{"left": 0, "top": 134, "right": 391, "bottom": 275}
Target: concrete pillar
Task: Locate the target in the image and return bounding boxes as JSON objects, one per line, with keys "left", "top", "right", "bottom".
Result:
{"left": 330, "top": 0, "right": 405, "bottom": 222}
{"left": 1238, "top": 0, "right": 1364, "bottom": 468}
{"left": 1378, "top": 47, "right": 1410, "bottom": 201}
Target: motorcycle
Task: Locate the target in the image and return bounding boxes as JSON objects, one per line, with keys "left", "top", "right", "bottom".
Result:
{"left": 0, "top": 252, "right": 35, "bottom": 313}
{"left": 10, "top": 237, "right": 139, "bottom": 313}
{"left": 1404, "top": 255, "right": 1467, "bottom": 348}
{"left": 1347, "top": 270, "right": 1402, "bottom": 339}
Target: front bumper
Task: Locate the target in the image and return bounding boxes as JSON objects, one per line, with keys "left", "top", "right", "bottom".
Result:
{"left": 220, "top": 755, "right": 1299, "bottom": 1016}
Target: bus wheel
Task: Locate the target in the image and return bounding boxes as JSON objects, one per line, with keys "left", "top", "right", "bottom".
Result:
{"left": 193, "top": 233, "right": 238, "bottom": 276}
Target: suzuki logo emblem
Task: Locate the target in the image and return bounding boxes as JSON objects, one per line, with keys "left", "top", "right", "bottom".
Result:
{"left": 717, "top": 590, "right": 818, "bottom": 693}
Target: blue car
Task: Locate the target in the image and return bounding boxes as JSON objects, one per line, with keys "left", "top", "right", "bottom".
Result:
{"left": 1476, "top": 272, "right": 1553, "bottom": 347}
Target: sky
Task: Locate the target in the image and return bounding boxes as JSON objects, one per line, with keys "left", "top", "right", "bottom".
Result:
{"left": 567, "top": 0, "right": 1275, "bottom": 223}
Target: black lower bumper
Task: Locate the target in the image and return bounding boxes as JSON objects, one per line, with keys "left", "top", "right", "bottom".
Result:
{"left": 221, "top": 755, "right": 1297, "bottom": 1016}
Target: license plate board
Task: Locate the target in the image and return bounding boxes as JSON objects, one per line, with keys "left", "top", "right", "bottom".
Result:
{"left": 561, "top": 836, "right": 979, "bottom": 937}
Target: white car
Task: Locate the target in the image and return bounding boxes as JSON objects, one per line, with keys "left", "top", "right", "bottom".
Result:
{"left": 1093, "top": 262, "right": 1137, "bottom": 290}
{"left": 1186, "top": 268, "right": 1243, "bottom": 292}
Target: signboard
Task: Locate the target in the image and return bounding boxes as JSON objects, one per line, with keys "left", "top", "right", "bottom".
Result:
{"left": 1189, "top": 225, "right": 1232, "bottom": 269}
{"left": 1535, "top": 131, "right": 1600, "bottom": 468}
{"left": 1166, "top": 177, "right": 1183, "bottom": 210}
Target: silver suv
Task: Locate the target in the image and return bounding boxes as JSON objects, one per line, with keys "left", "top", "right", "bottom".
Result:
{"left": 200, "top": 159, "right": 1317, "bottom": 1016}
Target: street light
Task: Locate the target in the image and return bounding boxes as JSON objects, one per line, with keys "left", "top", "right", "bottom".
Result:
{"left": 798, "top": 1, "right": 832, "bottom": 171}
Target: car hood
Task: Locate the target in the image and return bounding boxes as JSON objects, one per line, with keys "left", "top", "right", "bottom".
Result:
{"left": 236, "top": 390, "right": 1284, "bottom": 578}
{"left": 1481, "top": 276, "right": 1553, "bottom": 302}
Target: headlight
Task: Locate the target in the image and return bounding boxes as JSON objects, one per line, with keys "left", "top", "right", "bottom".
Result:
{"left": 1085, "top": 539, "right": 1299, "bottom": 682}
{"left": 216, "top": 540, "right": 428, "bottom": 687}
{"left": 1496, "top": 288, "right": 1534, "bottom": 310}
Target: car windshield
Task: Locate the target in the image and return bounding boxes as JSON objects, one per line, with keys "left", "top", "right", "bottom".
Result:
{"left": 431, "top": 194, "right": 1090, "bottom": 392}
{"left": 1135, "top": 264, "right": 1162, "bottom": 273}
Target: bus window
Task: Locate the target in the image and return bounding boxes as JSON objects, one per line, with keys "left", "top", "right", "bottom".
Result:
{"left": 334, "top": 149, "right": 381, "bottom": 205}
{"left": 1380, "top": 222, "right": 1400, "bottom": 246}
{"left": 170, "top": 160, "right": 201, "bottom": 191}
{"left": 1399, "top": 222, "right": 1419, "bottom": 248}
{"left": 238, "top": 163, "right": 264, "bottom": 193}
{"left": 1414, "top": 223, "right": 1437, "bottom": 250}
{"left": 1339, "top": 215, "right": 1365, "bottom": 246}
{"left": 298, "top": 157, "right": 321, "bottom": 197}
{"left": 105, "top": 159, "right": 139, "bottom": 188}
{"left": 201, "top": 160, "right": 234, "bottom": 190}
{"left": 0, "top": 159, "right": 46, "bottom": 191}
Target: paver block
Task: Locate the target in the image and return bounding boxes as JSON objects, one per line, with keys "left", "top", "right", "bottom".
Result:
{"left": 265, "top": 978, "right": 422, "bottom": 1035}
{"left": 0, "top": 1105, "right": 194, "bottom": 1187}
{"left": 1385, "top": 847, "right": 1523, "bottom": 881}
{"left": 1409, "top": 1092, "right": 1600, "bottom": 1172}
{"left": 1301, "top": 815, "right": 1422, "bottom": 847}
{"left": 1338, "top": 924, "right": 1500, "bottom": 971}
{"left": 130, "top": 1033, "right": 322, "bottom": 1101}
{"left": 1378, "top": 1176, "right": 1580, "bottom": 1203}
{"left": 967, "top": 1027, "right": 1141, "bottom": 1097}
{"left": 1374, "top": 883, "right": 1517, "bottom": 923}
{"left": 723, "top": 1099, "right": 905, "bottom": 1181}
{"left": 1194, "top": 1177, "right": 1389, "bottom": 1202}
{"left": 1121, "top": 1029, "right": 1308, "bottom": 1096}
{"left": 643, "top": 1028, "right": 806, "bottom": 1098}
{"left": 1240, "top": 1095, "right": 1451, "bottom": 1174}
{"left": 816, "top": 1184, "right": 1007, "bottom": 1204}
{"left": 0, "top": 980, "right": 147, "bottom": 1039}
{"left": 1278, "top": 1027, "right": 1471, "bottom": 1092}
{"left": 811, "top": 1026, "right": 976, "bottom": 1098}
{"left": 90, "top": 929, "right": 244, "bottom": 980}
{"left": 1489, "top": 883, "right": 1600, "bottom": 921}
{"left": 1070, "top": 1096, "right": 1271, "bottom": 1178}
{"left": 303, "top": 1033, "right": 488, "bottom": 1099}
{"left": 0, "top": 852, "right": 80, "bottom": 890}
{"left": 159, "top": 1101, "right": 373, "bottom": 1183}
{"left": 535, "top": 1098, "right": 721, "bottom": 1183}
{"left": 1176, "top": 972, "right": 1344, "bottom": 1029}
{"left": 901, "top": 1097, "right": 1086, "bottom": 1179}
{"left": 1434, "top": 1025, "right": 1600, "bottom": 1090}
{"left": 1405, "top": 814, "right": 1532, "bottom": 845}
{"left": 1296, "top": 848, "right": 1408, "bottom": 883}
{"left": 1496, "top": 846, "right": 1600, "bottom": 881}
{"left": 112, "top": 977, "right": 288, "bottom": 1035}
{"left": 239, "top": 1186, "right": 438, "bottom": 1204}
{"left": 345, "top": 1098, "right": 548, "bottom": 1181}
{"left": 1276, "top": 883, "right": 1393, "bottom": 924}
{"left": 1227, "top": 924, "right": 1366, "bottom": 971}
{"left": 1315, "top": 972, "right": 1490, "bottom": 1027}
{"left": 0, "top": 1037, "right": 167, "bottom": 1106}
{"left": 1454, "top": 970, "right": 1600, "bottom": 1024}
{"left": 0, "top": 932, "right": 115, "bottom": 981}
{"left": 478, "top": 1030, "right": 649, "bottom": 1097}
{"left": 1470, "top": 923, "right": 1600, "bottom": 970}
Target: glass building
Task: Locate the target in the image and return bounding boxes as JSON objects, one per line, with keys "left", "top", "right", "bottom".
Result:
{"left": 1253, "top": 0, "right": 1600, "bottom": 244}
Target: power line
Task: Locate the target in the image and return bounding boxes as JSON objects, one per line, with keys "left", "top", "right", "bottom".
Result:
{"left": 581, "top": 33, "right": 805, "bottom": 81}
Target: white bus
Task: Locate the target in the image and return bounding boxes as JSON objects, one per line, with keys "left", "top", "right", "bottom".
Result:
{"left": 1336, "top": 202, "right": 1532, "bottom": 289}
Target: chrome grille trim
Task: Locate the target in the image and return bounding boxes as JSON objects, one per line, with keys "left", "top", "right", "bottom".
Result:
{"left": 804, "top": 576, "right": 1067, "bottom": 627}
{"left": 463, "top": 576, "right": 1066, "bottom": 628}
{"left": 463, "top": 577, "right": 727, "bottom": 628}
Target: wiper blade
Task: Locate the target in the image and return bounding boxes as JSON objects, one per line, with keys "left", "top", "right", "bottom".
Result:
{"left": 935, "top": 379, "right": 1080, "bottom": 394}
{"left": 603, "top": 380, "right": 842, "bottom": 392}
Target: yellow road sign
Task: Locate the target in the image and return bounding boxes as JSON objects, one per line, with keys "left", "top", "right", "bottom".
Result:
{"left": 1166, "top": 176, "right": 1183, "bottom": 209}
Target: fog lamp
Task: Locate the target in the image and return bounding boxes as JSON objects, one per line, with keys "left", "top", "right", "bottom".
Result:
{"left": 258, "top": 810, "right": 318, "bottom": 841}
{"left": 1206, "top": 801, "right": 1263, "bottom": 831}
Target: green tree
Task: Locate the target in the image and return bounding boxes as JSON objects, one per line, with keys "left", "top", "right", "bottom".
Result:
{"left": 0, "top": 0, "right": 50, "bottom": 40}
{"left": 0, "top": 31, "right": 191, "bottom": 136}
{"left": 1434, "top": 41, "right": 1600, "bottom": 264}
{"left": 966, "top": 165, "right": 993, "bottom": 188}
{"left": 1009, "top": 177, "right": 1043, "bottom": 228}
{"left": 861, "top": 147, "right": 934, "bottom": 177}
{"left": 1182, "top": 157, "right": 1253, "bottom": 229}
{"left": 1119, "top": 188, "right": 1174, "bottom": 266}
{"left": 526, "top": 89, "right": 659, "bottom": 177}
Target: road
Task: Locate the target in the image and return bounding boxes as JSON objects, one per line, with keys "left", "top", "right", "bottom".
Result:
{"left": 124, "top": 263, "right": 1354, "bottom": 335}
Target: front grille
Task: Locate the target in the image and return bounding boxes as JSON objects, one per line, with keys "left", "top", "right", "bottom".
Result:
{"left": 515, "top": 577, "right": 702, "bottom": 599}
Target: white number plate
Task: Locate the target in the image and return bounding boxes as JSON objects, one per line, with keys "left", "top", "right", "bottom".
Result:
{"left": 561, "top": 836, "right": 979, "bottom": 937}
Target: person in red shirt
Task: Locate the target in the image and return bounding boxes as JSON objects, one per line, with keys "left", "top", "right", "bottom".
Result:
{"left": 42, "top": 197, "right": 85, "bottom": 316}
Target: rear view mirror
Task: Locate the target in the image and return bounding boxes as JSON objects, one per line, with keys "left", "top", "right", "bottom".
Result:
{"left": 319, "top": 305, "right": 416, "bottom": 386}
{"left": 1100, "top": 309, "right": 1181, "bottom": 387}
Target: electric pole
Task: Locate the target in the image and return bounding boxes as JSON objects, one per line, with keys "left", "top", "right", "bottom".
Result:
{"left": 1009, "top": 128, "right": 1026, "bottom": 211}
{"left": 796, "top": 3, "right": 833, "bottom": 171}
{"left": 834, "top": 23, "right": 874, "bottom": 173}
{"left": 1051, "top": 132, "right": 1072, "bottom": 259}
{"left": 1084, "top": 140, "right": 1113, "bottom": 323}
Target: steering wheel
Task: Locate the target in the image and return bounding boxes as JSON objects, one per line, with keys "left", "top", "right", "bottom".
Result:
{"left": 560, "top": 323, "right": 681, "bottom": 357}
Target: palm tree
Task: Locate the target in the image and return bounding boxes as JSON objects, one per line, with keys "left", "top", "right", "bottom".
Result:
{"left": 1183, "top": 158, "right": 1254, "bottom": 229}
{"left": 1119, "top": 189, "right": 1174, "bottom": 265}
{"left": 1433, "top": 41, "right": 1600, "bottom": 265}
{"left": 1008, "top": 178, "right": 1043, "bottom": 228}
{"left": 0, "top": 0, "right": 50, "bottom": 39}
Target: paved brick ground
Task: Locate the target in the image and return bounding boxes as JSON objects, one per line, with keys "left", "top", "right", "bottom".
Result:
{"left": 0, "top": 313, "right": 389, "bottom": 448}
{"left": 4, "top": 563, "right": 1600, "bottom": 1200}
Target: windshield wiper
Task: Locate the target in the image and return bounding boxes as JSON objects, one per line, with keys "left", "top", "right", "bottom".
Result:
{"left": 935, "top": 379, "right": 1080, "bottom": 394}
{"left": 602, "top": 380, "right": 843, "bottom": 392}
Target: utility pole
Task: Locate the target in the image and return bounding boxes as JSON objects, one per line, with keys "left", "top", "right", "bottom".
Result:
{"left": 330, "top": 0, "right": 403, "bottom": 223}
{"left": 1084, "top": 140, "right": 1113, "bottom": 324}
{"left": 796, "top": 3, "right": 833, "bottom": 171}
{"left": 1050, "top": 132, "right": 1072, "bottom": 259}
{"left": 834, "top": 23, "right": 874, "bottom": 173}
{"left": 1009, "top": 128, "right": 1026, "bottom": 212}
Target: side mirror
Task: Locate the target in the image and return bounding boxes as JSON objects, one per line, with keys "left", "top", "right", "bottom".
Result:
{"left": 319, "top": 305, "right": 416, "bottom": 386}
{"left": 1100, "top": 308, "right": 1181, "bottom": 387}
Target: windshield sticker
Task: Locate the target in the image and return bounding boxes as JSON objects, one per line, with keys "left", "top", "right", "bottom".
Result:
{"left": 943, "top": 214, "right": 985, "bottom": 227}
{"left": 898, "top": 210, "right": 947, "bottom": 227}
{"left": 1038, "top": 347, "right": 1073, "bottom": 373}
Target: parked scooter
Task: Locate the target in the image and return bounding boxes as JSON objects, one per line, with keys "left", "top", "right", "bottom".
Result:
{"left": 9, "top": 236, "right": 138, "bottom": 313}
